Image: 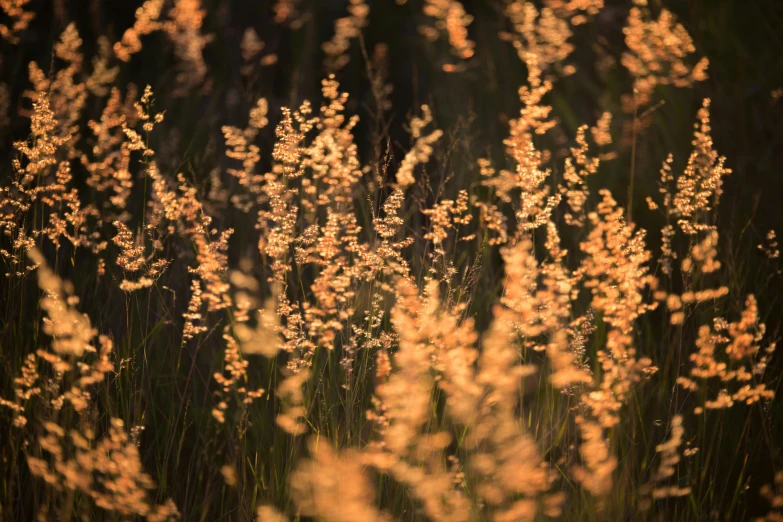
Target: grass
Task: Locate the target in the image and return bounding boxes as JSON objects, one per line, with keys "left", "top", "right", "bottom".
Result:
{"left": 1, "top": 0, "right": 783, "bottom": 521}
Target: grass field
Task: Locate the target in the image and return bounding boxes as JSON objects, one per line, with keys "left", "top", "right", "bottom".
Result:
{"left": 1, "top": 0, "right": 782, "bottom": 520}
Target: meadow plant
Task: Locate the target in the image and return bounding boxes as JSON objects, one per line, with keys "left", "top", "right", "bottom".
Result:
{"left": 0, "top": 1, "right": 780, "bottom": 521}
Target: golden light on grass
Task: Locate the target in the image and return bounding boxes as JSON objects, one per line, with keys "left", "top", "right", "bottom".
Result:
{"left": 0, "top": 1, "right": 779, "bottom": 520}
